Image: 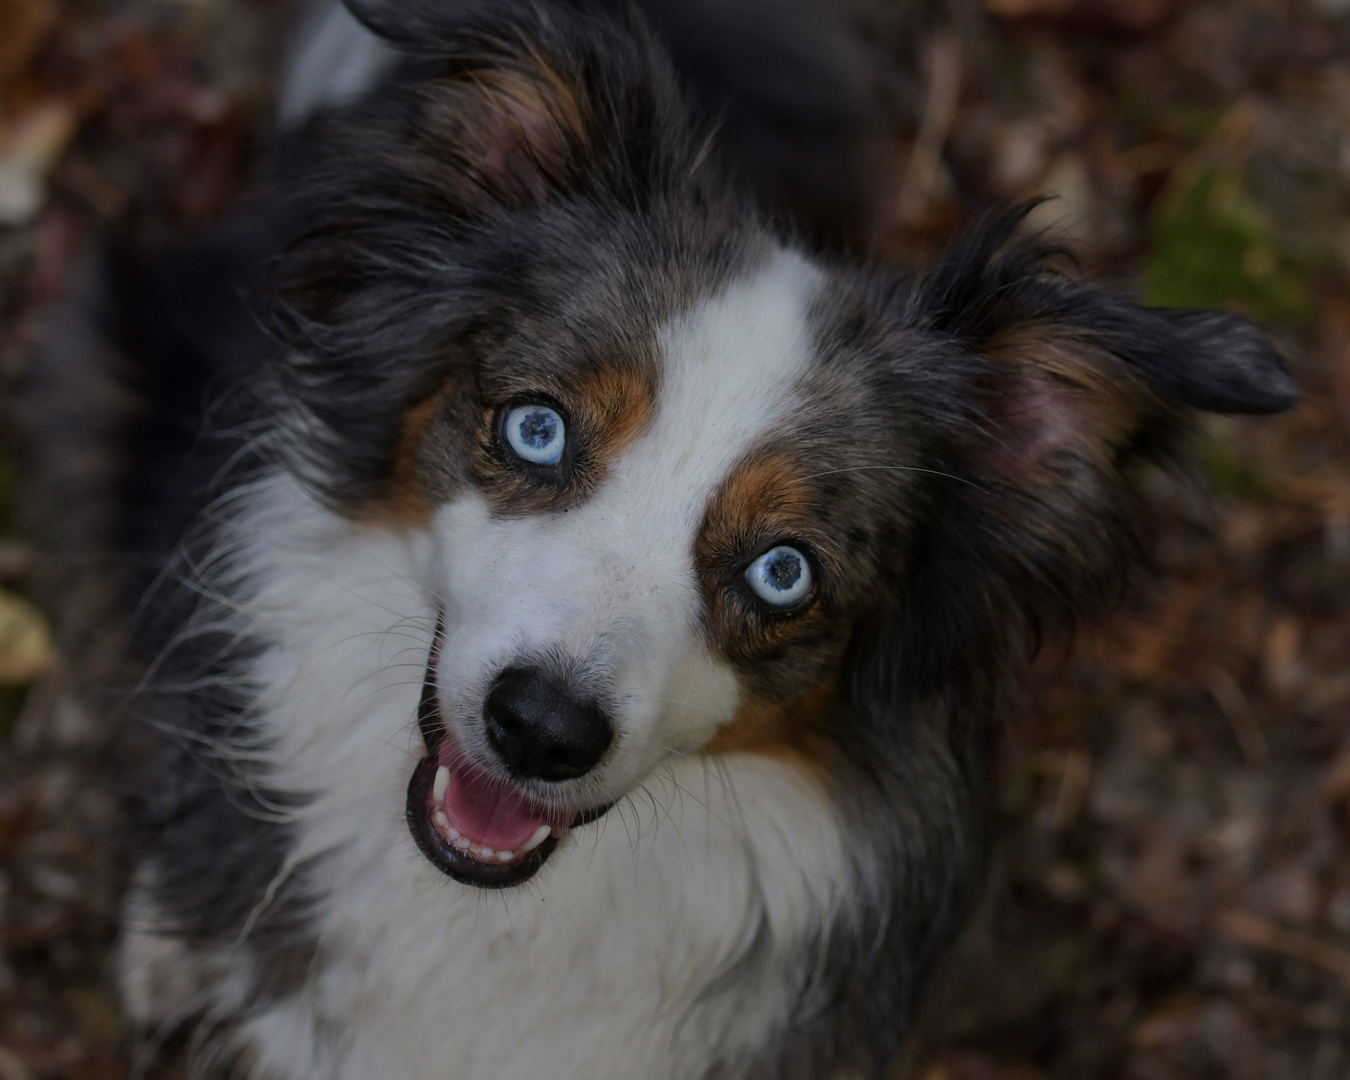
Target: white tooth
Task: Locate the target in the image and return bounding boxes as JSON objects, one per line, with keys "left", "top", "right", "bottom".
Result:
{"left": 520, "top": 824, "right": 552, "bottom": 854}
{"left": 478, "top": 846, "right": 495, "bottom": 859}
{"left": 452, "top": 836, "right": 471, "bottom": 852}
{"left": 433, "top": 808, "right": 449, "bottom": 834}
{"left": 497, "top": 850, "right": 515, "bottom": 863}
{"left": 445, "top": 823, "right": 460, "bottom": 840}
{"left": 432, "top": 766, "right": 450, "bottom": 802}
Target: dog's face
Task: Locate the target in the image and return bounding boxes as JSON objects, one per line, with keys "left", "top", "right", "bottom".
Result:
{"left": 274, "top": 5, "right": 1297, "bottom": 888}
{"left": 414, "top": 246, "right": 935, "bottom": 884}
{"left": 396, "top": 227, "right": 955, "bottom": 883}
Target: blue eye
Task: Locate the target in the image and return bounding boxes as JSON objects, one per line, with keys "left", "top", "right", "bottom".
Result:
{"left": 745, "top": 546, "right": 813, "bottom": 609}
{"left": 504, "top": 404, "right": 566, "bottom": 465}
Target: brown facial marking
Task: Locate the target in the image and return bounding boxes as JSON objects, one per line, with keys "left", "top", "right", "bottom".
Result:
{"left": 362, "top": 325, "right": 660, "bottom": 527}
{"left": 369, "top": 385, "right": 457, "bottom": 527}
{"left": 577, "top": 363, "right": 659, "bottom": 453}
{"left": 696, "top": 444, "right": 860, "bottom": 751}
{"left": 703, "top": 661, "right": 844, "bottom": 756}
{"left": 699, "top": 447, "right": 836, "bottom": 663}
{"left": 473, "top": 349, "right": 659, "bottom": 516}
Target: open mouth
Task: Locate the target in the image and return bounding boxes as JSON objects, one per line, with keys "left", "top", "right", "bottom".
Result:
{"left": 406, "top": 620, "right": 610, "bottom": 888}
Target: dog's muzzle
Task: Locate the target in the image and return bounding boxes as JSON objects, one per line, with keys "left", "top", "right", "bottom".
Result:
{"left": 406, "top": 618, "right": 613, "bottom": 888}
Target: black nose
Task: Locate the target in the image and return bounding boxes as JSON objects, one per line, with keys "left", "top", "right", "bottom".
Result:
{"left": 484, "top": 668, "right": 613, "bottom": 781}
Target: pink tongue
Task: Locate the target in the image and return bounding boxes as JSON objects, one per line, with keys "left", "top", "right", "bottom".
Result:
{"left": 441, "top": 759, "right": 554, "bottom": 852}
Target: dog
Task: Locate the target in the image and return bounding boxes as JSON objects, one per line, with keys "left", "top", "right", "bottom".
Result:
{"left": 25, "top": 0, "right": 1297, "bottom": 1076}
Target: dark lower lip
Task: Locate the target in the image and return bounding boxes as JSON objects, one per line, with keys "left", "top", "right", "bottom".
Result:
{"left": 405, "top": 755, "right": 560, "bottom": 888}
{"left": 405, "top": 617, "right": 612, "bottom": 889}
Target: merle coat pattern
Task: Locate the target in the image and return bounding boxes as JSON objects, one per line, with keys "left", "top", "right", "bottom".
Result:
{"left": 26, "top": 1, "right": 1295, "bottom": 1077}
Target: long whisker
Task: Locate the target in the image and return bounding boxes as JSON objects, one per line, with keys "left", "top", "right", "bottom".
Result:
{"left": 793, "top": 464, "right": 988, "bottom": 493}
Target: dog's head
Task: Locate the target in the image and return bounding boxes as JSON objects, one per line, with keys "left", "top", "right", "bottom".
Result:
{"left": 268, "top": 1, "right": 1296, "bottom": 888}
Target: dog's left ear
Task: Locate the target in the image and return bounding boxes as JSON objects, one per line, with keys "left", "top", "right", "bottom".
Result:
{"left": 914, "top": 209, "right": 1296, "bottom": 503}
{"left": 896, "top": 209, "right": 1297, "bottom": 671}
{"left": 914, "top": 208, "right": 1297, "bottom": 421}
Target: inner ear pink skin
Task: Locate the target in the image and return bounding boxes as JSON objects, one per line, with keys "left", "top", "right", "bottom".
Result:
{"left": 981, "top": 377, "right": 1078, "bottom": 483}
{"left": 480, "top": 109, "right": 557, "bottom": 203}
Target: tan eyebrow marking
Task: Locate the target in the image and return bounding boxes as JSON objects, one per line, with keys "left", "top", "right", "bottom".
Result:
{"left": 474, "top": 350, "right": 660, "bottom": 517}
{"left": 694, "top": 442, "right": 858, "bottom": 749}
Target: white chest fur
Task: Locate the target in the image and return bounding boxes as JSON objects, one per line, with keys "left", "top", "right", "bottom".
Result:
{"left": 204, "top": 477, "right": 849, "bottom": 1080}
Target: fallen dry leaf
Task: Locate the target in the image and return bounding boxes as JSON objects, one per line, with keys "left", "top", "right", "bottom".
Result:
{"left": 0, "top": 589, "right": 52, "bottom": 684}
{"left": 0, "top": 101, "right": 76, "bottom": 225}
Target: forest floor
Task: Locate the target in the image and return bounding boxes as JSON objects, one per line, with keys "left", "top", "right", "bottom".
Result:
{"left": 0, "top": 1, "right": 1348, "bottom": 1077}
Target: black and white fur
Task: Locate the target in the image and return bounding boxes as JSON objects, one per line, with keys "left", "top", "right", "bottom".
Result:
{"left": 28, "top": 2, "right": 1296, "bottom": 1077}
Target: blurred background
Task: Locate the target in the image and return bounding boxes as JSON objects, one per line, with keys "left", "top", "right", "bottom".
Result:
{"left": 0, "top": 0, "right": 1347, "bottom": 1077}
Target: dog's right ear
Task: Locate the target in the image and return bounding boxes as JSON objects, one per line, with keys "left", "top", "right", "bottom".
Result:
{"left": 870, "top": 207, "right": 1296, "bottom": 702}
{"left": 325, "top": 0, "right": 698, "bottom": 214}
{"left": 417, "top": 51, "right": 588, "bottom": 210}
{"left": 342, "top": 0, "right": 893, "bottom": 249}
{"left": 342, "top": 6, "right": 592, "bottom": 210}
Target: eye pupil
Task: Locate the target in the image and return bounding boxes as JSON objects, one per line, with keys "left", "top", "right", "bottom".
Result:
{"left": 518, "top": 411, "right": 557, "bottom": 449}
{"left": 504, "top": 403, "right": 566, "bottom": 465}
{"left": 745, "top": 545, "right": 813, "bottom": 609}
{"left": 764, "top": 550, "right": 801, "bottom": 590}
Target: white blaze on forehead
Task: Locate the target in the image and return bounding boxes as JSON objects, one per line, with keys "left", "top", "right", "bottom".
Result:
{"left": 622, "top": 246, "right": 821, "bottom": 509}
{"left": 432, "top": 247, "right": 822, "bottom": 775}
